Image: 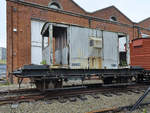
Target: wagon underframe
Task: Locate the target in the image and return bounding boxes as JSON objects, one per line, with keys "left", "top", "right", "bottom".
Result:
{"left": 12, "top": 65, "right": 147, "bottom": 90}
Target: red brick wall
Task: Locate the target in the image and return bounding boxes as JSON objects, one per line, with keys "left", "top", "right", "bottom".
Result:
{"left": 6, "top": 0, "right": 150, "bottom": 83}
{"left": 138, "top": 18, "right": 150, "bottom": 29}
{"left": 89, "top": 6, "right": 132, "bottom": 25}
{"left": 23, "top": 0, "right": 86, "bottom": 14}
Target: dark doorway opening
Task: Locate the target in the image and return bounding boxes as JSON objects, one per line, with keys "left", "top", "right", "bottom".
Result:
{"left": 53, "top": 26, "right": 68, "bottom": 65}
{"left": 118, "top": 34, "right": 127, "bottom": 67}
{"left": 119, "top": 52, "right": 127, "bottom": 66}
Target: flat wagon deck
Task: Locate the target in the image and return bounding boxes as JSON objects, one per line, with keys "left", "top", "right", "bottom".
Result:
{"left": 12, "top": 65, "right": 146, "bottom": 90}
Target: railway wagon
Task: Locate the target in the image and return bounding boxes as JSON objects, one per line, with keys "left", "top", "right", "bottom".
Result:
{"left": 41, "top": 22, "right": 130, "bottom": 69}
{"left": 12, "top": 22, "right": 146, "bottom": 90}
{"left": 130, "top": 38, "right": 150, "bottom": 70}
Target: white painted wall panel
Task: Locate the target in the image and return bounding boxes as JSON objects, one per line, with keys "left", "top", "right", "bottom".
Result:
{"left": 69, "top": 26, "right": 102, "bottom": 69}
{"left": 103, "top": 31, "right": 119, "bottom": 69}
{"left": 69, "top": 26, "right": 89, "bottom": 69}
{"left": 126, "top": 35, "right": 130, "bottom": 67}
{"left": 31, "top": 20, "right": 44, "bottom": 65}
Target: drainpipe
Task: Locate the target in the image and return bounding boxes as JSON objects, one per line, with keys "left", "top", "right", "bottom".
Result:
{"left": 10, "top": 6, "right": 14, "bottom": 84}
{"left": 137, "top": 26, "right": 141, "bottom": 38}
{"left": 88, "top": 18, "right": 91, "bottom": 28}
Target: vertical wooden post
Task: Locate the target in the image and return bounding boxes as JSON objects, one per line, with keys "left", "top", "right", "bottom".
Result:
{"left": 126, "top": 35, "right": 130, "bottom": 67}
{"left": 53, "top": 37, "right": 55, "bottom": 65}
{"left": 49, "top": 24, "right": 53, "bottom": 65}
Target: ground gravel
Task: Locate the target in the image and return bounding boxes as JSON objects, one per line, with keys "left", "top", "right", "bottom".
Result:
{"left": 0, "top": 83, "right": 150, "bottom": 113}
{"left": 0, "top": 84, "right": 35, "bottom": 91}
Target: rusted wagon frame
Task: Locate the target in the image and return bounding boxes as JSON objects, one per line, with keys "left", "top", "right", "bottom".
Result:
{"left": 12, "top": 65, "right": 144, "bottom": 81}
{"left": 12, "top": 65, "right": 146, "bottom": 90}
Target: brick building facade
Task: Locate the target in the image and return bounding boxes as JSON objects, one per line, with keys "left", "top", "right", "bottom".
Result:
{"left": 6, "top": 0, "right": 150, "bottom": 83}
{"left": 138, "top": 18, "right": 150, "bottom": 28}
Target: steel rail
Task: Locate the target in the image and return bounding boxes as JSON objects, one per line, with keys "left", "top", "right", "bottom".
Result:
{"left": 87, "top": 102, "right": 150, "bottom": 113}
{"left": 0, "top": 84, "right": 149, "bottom": 106}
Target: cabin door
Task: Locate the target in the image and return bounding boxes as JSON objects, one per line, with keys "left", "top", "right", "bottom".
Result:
{"left": 103, "top": 31, "right": 119, "bottom": 69}
{"left": 52, "top": 26, "right": 68, "bottom": 67}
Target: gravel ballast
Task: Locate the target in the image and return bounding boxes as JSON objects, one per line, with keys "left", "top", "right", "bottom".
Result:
{"left": 0, "top": 84, "right": 150, "bottom": 113}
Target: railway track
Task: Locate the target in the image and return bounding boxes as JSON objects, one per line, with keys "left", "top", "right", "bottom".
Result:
{"left": 0, "top": 83, "right": 149, "bottom": 106}
{"left": 0, "top": 88, "right": 39, "bottom": 96}
{"left": 87, "top": 102, "right": 150, "bottom": 113}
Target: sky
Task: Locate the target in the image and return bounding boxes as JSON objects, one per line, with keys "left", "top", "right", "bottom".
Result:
{"left": 0, "top": 0, "right": 6, "bottom": 48}
{"left": 0, "top": 0, "right": 150, "bottom": 48}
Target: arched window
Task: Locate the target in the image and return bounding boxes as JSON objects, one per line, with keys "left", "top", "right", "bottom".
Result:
{"left": 48, "top": 1, "right": 62, "bottom": 10}
{"left": 110, "top": 16, "right": 117, "bottom": 22}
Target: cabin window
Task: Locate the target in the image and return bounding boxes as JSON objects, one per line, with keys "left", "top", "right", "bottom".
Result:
{"left": 43, "top": 36, "right": 49, "bottom": 48}
{"left": 110, "top": 16, "right": 117, "bottom": 22}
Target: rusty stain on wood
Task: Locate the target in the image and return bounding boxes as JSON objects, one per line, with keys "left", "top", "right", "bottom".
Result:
{"left": 89, "top": 57, "right": 102, "bottom": 69}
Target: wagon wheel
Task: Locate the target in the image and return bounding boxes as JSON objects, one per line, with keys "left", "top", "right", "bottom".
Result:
{"left": 103, "top": 77, "right": 113, "bottom": 84}
{"left": 55, "top": 79, "right": 63, "bottom": 88}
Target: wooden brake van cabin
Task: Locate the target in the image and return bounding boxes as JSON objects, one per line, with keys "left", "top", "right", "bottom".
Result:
{"left": 41, "top": 22, "right": 130, "bottom": 69}
{"left": 6, "top": 0, "right": 150, "bottom": 83}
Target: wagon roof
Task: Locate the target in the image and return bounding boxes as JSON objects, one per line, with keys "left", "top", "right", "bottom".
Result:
{"left": 41, "top": 22, "right": 50, "bottom": 37}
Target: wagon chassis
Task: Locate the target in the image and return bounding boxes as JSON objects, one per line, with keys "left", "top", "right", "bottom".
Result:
{"left": 11, "top": 65, "right": 149, "bottom": 91}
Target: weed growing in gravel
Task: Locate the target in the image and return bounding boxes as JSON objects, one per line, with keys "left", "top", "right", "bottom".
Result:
{"left": 143, "top": 109, "right": 147, "bottom": 113}
{"left": 0, "top": 80, "right": 10, "bottom": 86}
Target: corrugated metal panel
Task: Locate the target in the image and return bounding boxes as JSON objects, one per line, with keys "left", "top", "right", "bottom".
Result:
{"left": 69, "top": 26, "right": 89, "bottom": 69}
{"left": 69, "top": 26, "right": 102, "bottom": 69}
{"left": 62, "top": 47, "right": 68, "bottom": 65}
{"left": 42, "top": 46, "right": 50, "bottom": 65}
{"left": 88, "top": 29, "right": 102, "bottom": 69}
{"left": 88, "top": 29, "right": 102, "bottom": 57}
{"left": 41, "top": 23, "right": 130, "bottom": 69}
{"left": 54, "top": 28, "right": 68, "bottom": 65}
{"left": 103, "top": 31, "right": 119, "bottom": 69}
{"left": 126, "top": 35, "right": 130, "bottom": 67}
{"left": 131, "top": 38, "right": 150, "bottom": 70}
{"left": 55, "top": 48, "right": 68, "bottom": 65}
{"left": 31, "top": 20, "right": 45, "bottom": 65}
